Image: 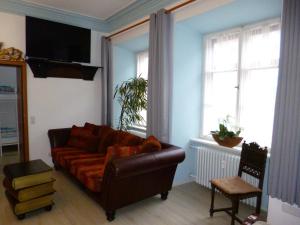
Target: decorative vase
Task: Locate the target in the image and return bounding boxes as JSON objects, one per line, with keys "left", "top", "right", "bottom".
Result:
{"left": 212, "top": 134, "right": 243, "bottom": 148}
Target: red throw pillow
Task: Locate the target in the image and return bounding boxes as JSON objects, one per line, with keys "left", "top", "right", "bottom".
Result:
{"left": 81, "top": 134, "right": 100, "bottom": 152}
{"left": 97, "top": 128, "right": 115, "bottom": 154}
{"left": 141, "top": 135, "right": 162, "bottom": 153}
{"left": 84, "top": 122, "right": 100, "bottom": 135}
{"left": 67, "top": 125, "right": 98, "bottom": 150}
{"left": 103, "top": 145, "right": 141, "bottom": 168}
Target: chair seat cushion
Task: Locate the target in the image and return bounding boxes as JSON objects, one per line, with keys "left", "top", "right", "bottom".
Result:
{"left": 211, "top": 176, "right": 261, "bottom": 195}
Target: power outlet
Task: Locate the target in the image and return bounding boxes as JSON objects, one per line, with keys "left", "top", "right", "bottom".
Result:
{"left": 221, "top": 160, "right": 226, "bottom": 169}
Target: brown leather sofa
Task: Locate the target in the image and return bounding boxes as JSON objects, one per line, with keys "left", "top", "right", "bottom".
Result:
{"left": 48, "top": 126, "right": 185, "bottom": 221}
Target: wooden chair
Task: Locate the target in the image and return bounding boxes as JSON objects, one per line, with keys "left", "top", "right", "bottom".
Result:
{"left": 209, "top": 142, "right": 268, "bottom": 225}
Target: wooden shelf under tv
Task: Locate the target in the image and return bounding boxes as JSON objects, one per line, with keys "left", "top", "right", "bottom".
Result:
{"left": 26, "top": 58, "right": 102, "bottom": 81}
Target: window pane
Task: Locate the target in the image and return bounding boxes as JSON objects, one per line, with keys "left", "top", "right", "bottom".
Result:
{"left": 239, "top": 68, "right": 278, "bottom": 147}
{"left": 136, "top": 51, "right": 148, "bottom": 127}
{"left": 137, "top": 51, "right": 148, "bottom": 79}
{"left": 242, "top": 23, "right": 280, "bottom": 69}
{"left": 203, "top": 31, "right": 239, "bottom": 135}
{"left": 211, "top": 34, "right": 239, "bottom": 72}
{"left": 239, "top": 21, "right": 280, "bottom": 147}
{"left": 203, "top": 71, "right": 238, "bottom": 135}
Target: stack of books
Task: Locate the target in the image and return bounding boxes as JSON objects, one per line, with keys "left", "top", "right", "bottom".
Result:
{"left": 3, "top": 159, "right": 55, "bottom": 220}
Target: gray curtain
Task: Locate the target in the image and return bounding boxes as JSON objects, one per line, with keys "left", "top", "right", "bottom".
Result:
{"left": 147, "top": 9, "right": 173, "bottom": 143}
{"left": 269, "top": 0, "right": 300, "bottom": 206}
{"left": 100, "top": 36, "right": 113, "bottom": 126}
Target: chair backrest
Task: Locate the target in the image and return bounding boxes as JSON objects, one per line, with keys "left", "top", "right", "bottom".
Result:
{"left": 238, "top": 142, "right": 268, "bottom": 189}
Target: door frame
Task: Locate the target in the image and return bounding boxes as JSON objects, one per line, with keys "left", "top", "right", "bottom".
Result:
{"left": 0, "top": 60, "right": 29, "bottom": 161}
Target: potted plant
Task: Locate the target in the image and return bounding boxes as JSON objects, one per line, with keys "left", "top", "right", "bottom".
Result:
{"left": 114, "top": 76, "right": 147, "bottom": 131}
{"left": 211, "top": 116, "right": 243, "bottom": 148}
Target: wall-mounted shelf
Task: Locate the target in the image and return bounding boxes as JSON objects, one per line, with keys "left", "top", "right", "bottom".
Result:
{"left": 26, "top": 58, "right": 102, "bottom": 81}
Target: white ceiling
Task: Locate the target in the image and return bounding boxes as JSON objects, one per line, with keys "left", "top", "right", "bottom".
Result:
{"left": 23, "top": 0, "right": 137, "bottom": 20}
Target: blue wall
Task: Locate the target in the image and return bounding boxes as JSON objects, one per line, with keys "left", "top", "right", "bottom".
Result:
{"left": 111, "top": 0, "right": 281, "bottom": 210}
{"left": 171, "top": 24, "right": 202, "bottom": 184}
{"left": 112, "top": 46, "right": 136, "bottom": 128}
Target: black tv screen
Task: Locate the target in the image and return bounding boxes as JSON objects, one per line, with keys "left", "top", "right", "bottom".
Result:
{"left": 26, "top": 17, "right": 91, "bottom": 63}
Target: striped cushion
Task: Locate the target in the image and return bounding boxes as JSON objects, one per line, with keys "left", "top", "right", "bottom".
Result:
{"left": 81, "top": 167, "right": 105, "bottom": 192}
{"left": 51, "top": 147, "right": 85, "bottom": 164}
{"left": 75, "top": 163, "right": 105, "bottom": 192}
{"left": 69, "top": 156, "right": 105, "bottom": 176}
{"left": 60, "top": 152, "right": 104, "bottom": 169}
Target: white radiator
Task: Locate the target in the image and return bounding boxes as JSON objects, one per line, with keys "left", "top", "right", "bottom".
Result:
{"left": 195, "top": 143, "right": 258, "bottom": 207}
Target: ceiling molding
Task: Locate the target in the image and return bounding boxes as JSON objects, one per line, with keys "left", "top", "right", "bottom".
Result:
{"left": 0, "top": 0, "right": 109, "bottom": 32}
{"left": 0, "top": 0, "right": 190, "bottom": 33}
{"left": 106, "top": 0, "right": 181, "bottom": 32}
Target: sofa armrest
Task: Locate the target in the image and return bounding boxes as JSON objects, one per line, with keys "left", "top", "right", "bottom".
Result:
{"left": 48, "top": 128, "right": 71, "bottom": 148}
{"left": 110, "top": 147, "right": 185, "bottom": 178}
{"left": 100, "top": 146, "right": 185, "bottom": 212}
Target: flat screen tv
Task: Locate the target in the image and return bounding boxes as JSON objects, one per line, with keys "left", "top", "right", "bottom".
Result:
{"left": 26, "top": 16, "right": 91, "bottom": 63}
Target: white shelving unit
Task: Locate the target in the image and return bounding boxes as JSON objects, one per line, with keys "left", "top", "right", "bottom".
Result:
{"left": 0, "top": 93, "right": 19, "bottom": 156}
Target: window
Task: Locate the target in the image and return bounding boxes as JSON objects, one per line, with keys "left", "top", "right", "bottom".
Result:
{"left": 202, "top": 20, "right": 281, "bottom": 147}
{"left": 135, "top": 51, "right": 148, "bottom": 127}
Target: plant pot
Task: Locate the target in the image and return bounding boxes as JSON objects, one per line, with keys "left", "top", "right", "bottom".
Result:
{"left": 212, "top": 134, "right": 243, "bottom": 148}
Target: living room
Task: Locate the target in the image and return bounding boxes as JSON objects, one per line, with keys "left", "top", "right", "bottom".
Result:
{"left": 0, "top": 0, "right": 299, "bottom": 225}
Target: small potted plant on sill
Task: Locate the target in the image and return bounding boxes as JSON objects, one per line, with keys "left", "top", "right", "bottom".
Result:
{"left": 211, "top": 116, "right": 243, "bottom": 148}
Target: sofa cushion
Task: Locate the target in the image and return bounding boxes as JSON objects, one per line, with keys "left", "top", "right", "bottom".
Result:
{"left": 97, "top": 127, "right": 115, "bottom": 154}
{"left": 69, "top": 156, "right": 105, "bottom": 176}
{"left": 80, "top": 166, "right": 105, "bottom": 192}
{"left": 60, "top": 151, "right": 104, "bottom": 169}
{"left": 114, "top": 131, "right": 144, "bottom": 146}
{"left": 141, "top": 135, "right": 162, "bottom": 152}
{"left": 67, "top": 125, "right": 100, "bottom": 152}
{"left": 103, "top": 145, "right": 141, "bottom": 168}
{"left": 82, "top": 135, "right": 100, "bottom": 152}
{"left": 84, "top": 122, "right": 100, "bottom": 135}
{"left": 52, "top": 147, "right": 86, "bottom": 167}
{"left": 75, "top": 163, "right": 105, "bottom": 192}
{"left": 67, "top": 126, "right": 93, "bottom": 149}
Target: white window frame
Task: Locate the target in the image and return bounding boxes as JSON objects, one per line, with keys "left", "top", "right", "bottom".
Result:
{"left": 200, "top": 18, "right": 281, "bottom": 146}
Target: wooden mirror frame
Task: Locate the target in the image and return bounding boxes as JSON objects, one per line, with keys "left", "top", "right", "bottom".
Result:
{"left": 0, "top": 60, "right": 29, "bottom": 161}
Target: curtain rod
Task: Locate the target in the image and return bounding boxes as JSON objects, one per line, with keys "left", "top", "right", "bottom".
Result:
{"left": 106, "top": 0, "right": 196, "bottom": 39}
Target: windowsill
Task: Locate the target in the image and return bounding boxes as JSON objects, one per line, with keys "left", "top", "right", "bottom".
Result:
{"left": 128, "top": 125, "right": 146, "bottom": 138}
{"left": 190, "top": 137, "right": 271, "bottom": 157}
{"left": 190, "top": 137, "right": 242, "bottom": 156}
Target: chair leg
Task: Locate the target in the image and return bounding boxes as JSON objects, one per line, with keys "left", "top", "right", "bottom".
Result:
{"left": 236, "top": 200, "right": 240, "bottom": 214}
{"left": 210, "top": 185, "right": 216, "bottom": 217}
{"left": 231, "top": 199, "right": 238, "bottom": 225}
{"left": 256, "top": 193, "right": 262, "bottom": 214}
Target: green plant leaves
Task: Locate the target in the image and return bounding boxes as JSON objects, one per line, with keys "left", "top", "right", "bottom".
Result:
{"left": 211, "top": 116, "right": 242, "bottom": 139}
{"left": 114, "top": 76, "right": 148, "bottom": 131}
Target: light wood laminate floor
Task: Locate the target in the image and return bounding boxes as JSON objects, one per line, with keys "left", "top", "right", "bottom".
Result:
{"left": 0, "top": 171, "right": 263, "bottom": 225}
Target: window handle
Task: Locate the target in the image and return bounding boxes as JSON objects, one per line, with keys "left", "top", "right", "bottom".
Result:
{"left": 234, "top": 86, "right": 239, "bottom": 89}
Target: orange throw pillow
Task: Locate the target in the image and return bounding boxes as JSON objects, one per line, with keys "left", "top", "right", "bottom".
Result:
{"left": 103, "top": 145, "right": 141, "bottom": 168}
{"left": 141, "top": 135, "right": 162, "bottom": 153}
